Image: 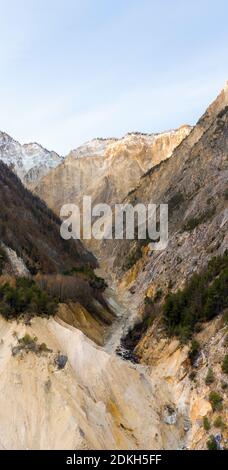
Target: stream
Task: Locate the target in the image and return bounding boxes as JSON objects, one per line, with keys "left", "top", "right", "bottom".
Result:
{"left": 95, "top": 263, "right": 141, "bottom": 362}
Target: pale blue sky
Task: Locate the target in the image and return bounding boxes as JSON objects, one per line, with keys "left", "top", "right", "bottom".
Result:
{"left": 0, "top": 0, "right": 227, "bottom": 154}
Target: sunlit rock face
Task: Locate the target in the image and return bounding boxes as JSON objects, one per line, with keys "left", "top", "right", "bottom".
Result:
{"left": 0, "top": 131, "right": 63, "bottom": 188}
{"left": 107, "top": 81, "right": 228, "bottom": 277}
{"left": 0, "top": 84, "right": 227, "bottom": 451}
{"left": 0, "top": 315, "right": 183, "bottom": 450}
{"left": 34, "top": 126, "right": 191, "bottom": 215}
{"left": 97, "top": 84, "right": 228, "bottom": 450}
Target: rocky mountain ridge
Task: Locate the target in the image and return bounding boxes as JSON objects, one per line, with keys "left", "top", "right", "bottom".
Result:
{"left": 34, "top": 125, "right": 191, "bottom": 217}
{"left": 0, "top": 131, "right": 63, "bottom": 188}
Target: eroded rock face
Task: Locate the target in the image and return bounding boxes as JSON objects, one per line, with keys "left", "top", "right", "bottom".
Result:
{"left": 0, "top": 315, "right": 185, "bottom": 450}
{"left": 0, "top": 83, "right": 227, "bottom": 451}
{"left": 0, "top": 131, "right": 63, "bottom": 188}
{"left": 57, "top": 300, "right": 115, "bottom": 347}
{"left": 96, "top": 83, "right": 228, "bottom": 450}
{"left": 140, "top": 317, "right": 228, "bottom": 450}
{"left": 99, "top": 82, "right": 228, "bottom": 281}
{"left": 34, "top": 126, "right": 191, "bottom": 216}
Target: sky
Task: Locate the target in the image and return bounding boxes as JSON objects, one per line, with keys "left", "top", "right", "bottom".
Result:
{"left": 0, "top": 0, "right": 227, "bottom": 155}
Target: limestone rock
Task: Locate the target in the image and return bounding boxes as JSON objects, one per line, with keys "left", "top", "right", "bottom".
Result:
{"left": 34, "top": 127, "right": 191, "bottom": 217}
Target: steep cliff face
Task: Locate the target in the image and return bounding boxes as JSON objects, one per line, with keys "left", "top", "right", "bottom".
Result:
{"left": 0, "top": 161, "right": 94, "bottom": 273}
{"left": 0, "top": 315, "right": 186, "bottom": 450}
{"left": 135, "top": 315, "right": 228, "bottom": 450}
{"left": 103, "top": 82, "right": 228, "bottom": 277}
{"left": 0, "top": 161, "right": 115, "bottom": 345}
{"left": 97, "top": 83, "right": 228, "bottom": 450}
{"left": 0, "top": 84, "right": 227, "bottom": 451}
{"left": 102, "top": 83, "right": 228, "bottom": 337}
{"left": 0, "top": 131, "right": 63, "bottom": 188}
{"left": 34, "top": 126, "right": 191, "bottom": 216}
{"left": 0, "top": 137, "right": 178, "bottom": 451}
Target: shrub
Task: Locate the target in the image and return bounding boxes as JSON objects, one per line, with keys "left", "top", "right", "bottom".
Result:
{"left": 188, "top": 340, "right": 200, "bottom": 366}
{"left": 168, "top": 192, "right": 184, "bottom": 214}
{"left": 144, "top": 295, "right": 156, "bottom": 318}
{"left": 154, "top": 289, "right": 163, "bottom": 302}
{"left": 223, "top": 309, "right": 228, "bottom": 325}
{"left": 207, "top": 435, "right": 217, "bottom": 450}
{"left": 205, "top": 368, "right": 215, "bottom": 385}
{"left": 183, "top": 217, "right": 200, "bottom": 231}
{"left": 213, "top": 416, "right": 225, "bottom": 429}
{"left": 168, "top": 279, "right": 173, "bottom": 290}
{"left": 189, "top": 371, "right": 196, "bottom": 381}
{"left": 209, "top": 391, "right": 223, "bottom": 412}
{"left": 221, "top": 381, "right": 228, "bottom": 390}
{"left": 144, "top": 296, "right": 154, "bottom": 306}
{"left": 64, "top": 266, "right": 107, "bottom": 290}
{"left": 14, "top": 335, "right": 52, "bottom": 356}
{"left": 178, "top": 325, "right": 193, "bottom": 344}
{"left": 183, "top": 207, "right": 216, "bottom": 232}
{"left": 203, "top": 416, "right": 211, "bottom": 431}
{"left": 16, "top": 334, "right": 38, "bottom": 353}
{"left": 222, "top": 354, "right": 228, "bottom": 374}
{"left": 39, "top": 342, "right": 51, "bottom": 353}
{"left": 19, "top": 333, "right": 36, "bottom": 346}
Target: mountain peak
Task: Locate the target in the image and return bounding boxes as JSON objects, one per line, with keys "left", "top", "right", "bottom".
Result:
{"left": 0, "top": 130, "right": 14, "bottom": 144}
{"left": 0, "top": 131, "right": 62, "bottom": 188}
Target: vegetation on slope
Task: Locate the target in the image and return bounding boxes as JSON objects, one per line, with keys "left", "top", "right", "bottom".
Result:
{"left": 0, "top": 161, "right": 96, "bottom": 274}
{"left": 163, "top": 251, "right": 228, "bottom": 341}
{"left": 64, "top": 266, "right": 107, "bottom": 290}
{"left": 182, "top": 206, "right": 216, "bottom": 232}
{"left": 123, "top": 233, "right": 157, "bottom": 271}
{"left": 0, "top": 162, "right": 112, "bottom": 329}
{"left": 0, "top": 277, "right": 57, "bottom": 320}
{"left": 36, "top": 272, "right": 112, "bottom": 321}
{"left": 119, "top": 251, "right": 228, "bottom": 359}
{"left": 0, "top": 272, "right": 112, "bottom": 328}
{"left": 0, "top": 246, "right": 7, "bottom": 274}
{"left": 222, "top": 354, "right": 228, "bottom": 374}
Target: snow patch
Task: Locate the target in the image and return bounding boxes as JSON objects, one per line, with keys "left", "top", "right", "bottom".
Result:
{"left": 0, "top": 131, "right": 63, "bottom": 187}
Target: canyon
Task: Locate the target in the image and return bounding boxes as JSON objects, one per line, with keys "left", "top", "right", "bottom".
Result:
{"left": 0, "top": 83, "right": 227, "bottom": 450}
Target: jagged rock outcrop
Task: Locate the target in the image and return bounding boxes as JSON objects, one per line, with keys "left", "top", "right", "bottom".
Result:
{"left": 34, "top": 126, "right": 191, "bottom": 216}
{"left": 0, "top": 131, "right": 63, "bottom": 188}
